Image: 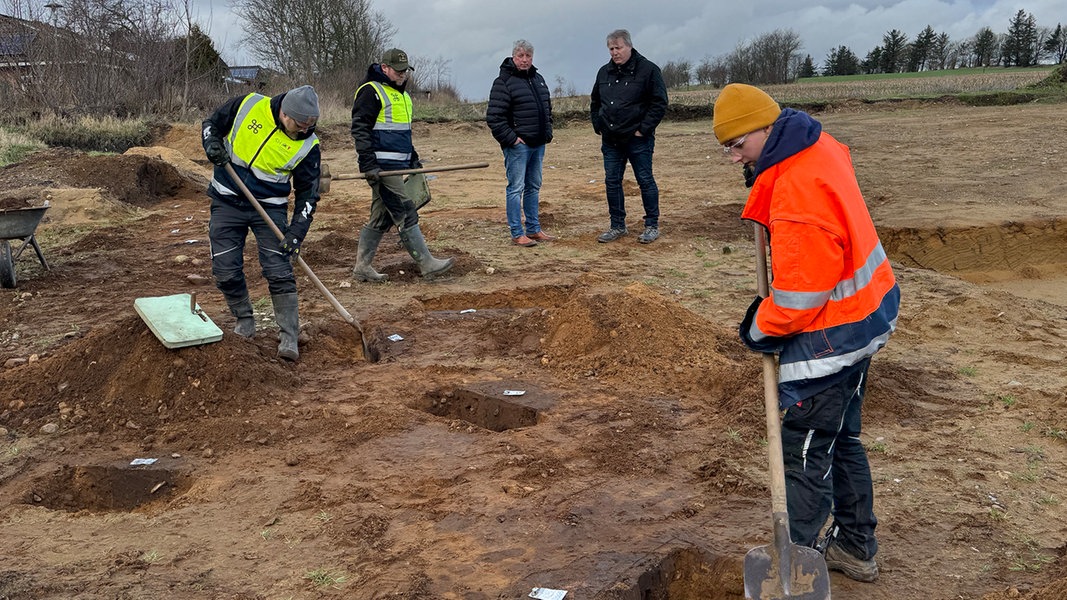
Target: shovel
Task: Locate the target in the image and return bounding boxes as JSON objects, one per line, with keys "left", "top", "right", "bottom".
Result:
{"left": 319, "top": 161, "right": 488, "bottom": 194}
{"left": 743, "top": 223, "right": 831, "bottom": 600}
{"left": 223, "top": 163, "right": 379, "bottom": 362}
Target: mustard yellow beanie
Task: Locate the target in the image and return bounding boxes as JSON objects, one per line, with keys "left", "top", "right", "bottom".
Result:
{"left": 712, "top": 83, "right": 781, "bottom": 144}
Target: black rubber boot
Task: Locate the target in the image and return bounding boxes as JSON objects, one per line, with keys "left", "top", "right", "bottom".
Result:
{"left": 227, "top": 295, "right": 256, "bottom": 338}
{"left": 271, "top": 292, "right": 300, "bottom": 361}
{"left": 399, "top": 224, "right": 454, "bottom": 278}
{"left": 352, "top": 226, "right": 388, "bottom": 283}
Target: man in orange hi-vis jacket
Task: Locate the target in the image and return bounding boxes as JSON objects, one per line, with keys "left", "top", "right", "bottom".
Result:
{"left": 713, "top": 83, "right": 900, "bottom": 584}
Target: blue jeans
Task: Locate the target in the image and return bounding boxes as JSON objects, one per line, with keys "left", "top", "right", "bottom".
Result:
{"left": 602, "top": 135, "right": 658, "bottom": 229}
{"left": 781, "top": 358, "right": 878, "bottom": 560}
{"left": 503, "top": 142, "right": 545, "bottom": 237}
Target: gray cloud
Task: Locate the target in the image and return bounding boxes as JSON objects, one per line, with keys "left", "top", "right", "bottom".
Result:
{"left": 196, "top": 0, "right": 1062, "bottom": 100}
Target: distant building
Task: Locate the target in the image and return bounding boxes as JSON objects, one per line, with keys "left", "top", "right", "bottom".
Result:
{"left": 0, "top": 13, "right": 92, "bottom": 89}
{"left": 226, "top": 65, "right": 276, "bottom": 90}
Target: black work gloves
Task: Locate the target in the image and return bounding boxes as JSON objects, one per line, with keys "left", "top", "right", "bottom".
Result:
{"left": 364, "top": 167, "right": 381, "bottom": 185}
{"left": 280, "top": 232, "right": 303, "bottom": 258}
{"left": 205, "top": 138, "right": 229, "bottom": 166}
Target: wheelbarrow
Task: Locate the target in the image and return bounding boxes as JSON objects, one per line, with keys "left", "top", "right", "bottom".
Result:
{"left": 0, "top": 205, "right": 50, "bottom": 288}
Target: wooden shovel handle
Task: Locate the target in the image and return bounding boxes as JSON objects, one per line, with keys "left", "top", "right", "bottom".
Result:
{"left": 328, "top": 162, "right": 489, "bottom": 181}
{"left": 222, "top": 164, "right": 368, "bottom": 344}
{"left": 754, "top": 223, "right": 788, "bottom": 515}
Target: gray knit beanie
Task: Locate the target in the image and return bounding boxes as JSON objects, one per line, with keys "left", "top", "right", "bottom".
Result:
{"left": 281, "top": 85, "right": 319, "bottom": 123}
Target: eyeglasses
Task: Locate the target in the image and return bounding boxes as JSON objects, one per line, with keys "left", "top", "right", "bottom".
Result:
{"left": 291, "top": 117, "right": 316, "bottom": 131}
{"left": 722, "top": 134, "right": 748, "bottom": 155}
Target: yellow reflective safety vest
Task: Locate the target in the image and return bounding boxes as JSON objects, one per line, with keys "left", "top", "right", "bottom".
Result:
{"left": 356, "top": 81, "right": 414, "bottom": 168}
{"left": 212, "top": 93, "right": 319, "bottom": 206}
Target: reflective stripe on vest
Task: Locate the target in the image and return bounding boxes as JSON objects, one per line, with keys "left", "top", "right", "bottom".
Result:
{"left": 741, "top": 131, "right": 899, "bottom": 405}
{"left": 356, "top": 81, "right": 413, "bottom": 164}
{"left": 226, "top": 93, "right": 318, "bottom": 187}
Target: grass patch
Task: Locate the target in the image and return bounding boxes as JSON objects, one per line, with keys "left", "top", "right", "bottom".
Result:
{"left": 1042, "top": 426, "right": 1067, "bottom": 441}
{"left": 866, "top": 441, "right": 889, "bottom": 454}
{"left": 1009, "top": 550, "right": 1054, "bottom": 572}
{"left": 1013, "top": 464, "right": 1040, "bottom": 483}
{"left": 0, "top": 127, "right": 46, "bottom": 166}
{"left": 19, "top": 115, "right": 153, "bottom": 153}
{"left": 959, "top": 366, "right": 978, "bottom": 377}
{"left": 304, "top": 568, "right": 347, "bottom": 588}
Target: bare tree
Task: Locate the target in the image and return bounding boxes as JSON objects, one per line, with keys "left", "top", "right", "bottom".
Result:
{"left": 411, "top": 54, "right": 453, "bottom": 93}
{"left": 661, "top": 59, "right": 691, "bottom": 88}
{"left": 695, "top": 56, "right": 728, "bottom": 87}
{"left": 232, "top": 0, "right": 394, "bottom": 90}
{"left": 2, "top": 0, "right": 198, "bottom": 115}
{"left": 551, "top": 75, "right": 576, "bottom": 98}
{"left": 725, "top": 29, "right": 803, "bottom": 84}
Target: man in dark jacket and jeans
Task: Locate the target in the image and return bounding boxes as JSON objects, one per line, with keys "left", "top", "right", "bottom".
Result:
{"left": 487, "top": 39, "right": 554, "bottom": 248}
{"left": 590, "top": 29, "right": 668, "bottom": 244}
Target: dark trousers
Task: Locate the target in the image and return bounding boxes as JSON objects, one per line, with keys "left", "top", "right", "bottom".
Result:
{"left": 781, "top": 358, "right": 878, "bottom": 560}
{"left": 601, "top": 134, "right": 659, "bottom": 229}
{"left": 208, "top": 198, "right": 295, "bottom": 299}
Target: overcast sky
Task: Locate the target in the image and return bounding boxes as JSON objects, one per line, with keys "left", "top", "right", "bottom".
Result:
{"left": 191, "top": 0, "right": 1063, "bottom": 101}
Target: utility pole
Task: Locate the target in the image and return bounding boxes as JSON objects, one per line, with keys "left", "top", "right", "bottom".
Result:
{"left": 43, "top": 2, "right": 64, "bottom": 114}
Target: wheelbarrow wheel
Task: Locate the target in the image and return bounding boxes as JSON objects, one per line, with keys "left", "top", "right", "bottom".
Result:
{"left": 0, "top": 240, "right": 15, "bottom": 288}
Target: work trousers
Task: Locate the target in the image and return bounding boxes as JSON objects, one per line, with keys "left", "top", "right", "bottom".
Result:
{"left": 208, "top": 198, "right": 295, "bottom": 299}
{"left": 367, "top": 175, "right": 418, "bottom": 234}
{"left": 781, "top": 358, "right": 878, "bottom": 560}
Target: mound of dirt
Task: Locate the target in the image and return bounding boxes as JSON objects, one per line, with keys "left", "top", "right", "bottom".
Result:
{"left": 1, "top": 315, "right": 298, "bottom": 437}
{"left": 124, "top": 146, "right": 210, "bottom": 189}
{"left": 543, "top": 279, "right": 759, "bottom": 408}
{"left": 0, "top": 148, "right": 195, "bottom": 208}
{"left": 157, "top": 123, "right": 207, "bottom": 161}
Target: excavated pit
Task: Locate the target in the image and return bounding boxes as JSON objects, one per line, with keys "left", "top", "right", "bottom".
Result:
{"left": 881, "top": 218, "right": 1067, "bottom": 282}
{"left": 27, "top": 460, "right": 191, "bottom": 513}
{"left": 416, "top": 382, "right": 554, "bottom": 432}
{"left": 596, "top": 547, "right": 743, "bottom": 599}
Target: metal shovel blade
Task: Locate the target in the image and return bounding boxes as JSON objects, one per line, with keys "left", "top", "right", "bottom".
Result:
{"left": 744, "top": 529, "right": 831, "bottom": 600}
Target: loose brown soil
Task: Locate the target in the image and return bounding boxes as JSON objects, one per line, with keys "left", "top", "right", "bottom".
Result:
{"left": 1, "top": 104, "right": 1066, "bottom": 600}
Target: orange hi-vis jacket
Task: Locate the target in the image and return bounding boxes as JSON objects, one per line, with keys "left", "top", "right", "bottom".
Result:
{"left": 741, "top": 111, "right": 900, "bottom": 408}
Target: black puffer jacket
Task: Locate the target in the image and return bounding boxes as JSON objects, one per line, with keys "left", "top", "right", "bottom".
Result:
{"left": 589, "top": 48, "right": 668, "bottom": 145}
{"left": 486, "top": 57, "right": 553, "bottom": 148}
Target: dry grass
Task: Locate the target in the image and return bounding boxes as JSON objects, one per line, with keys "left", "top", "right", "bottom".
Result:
{"left": 417, "top": 67, "right": 1061, "bottom": 123}
{"left": 673, "top": 69, "right": 1056, "bottom": 105}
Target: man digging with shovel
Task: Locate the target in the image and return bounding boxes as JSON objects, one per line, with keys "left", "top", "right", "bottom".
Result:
{"left": 202, "top": 85, "right": 322, "bottom": 361}
{"left": 350, "top": 48, "right": 454, "bottom": 282}
{"left": 713, "top": 83, "right": 900, "bottom": 586}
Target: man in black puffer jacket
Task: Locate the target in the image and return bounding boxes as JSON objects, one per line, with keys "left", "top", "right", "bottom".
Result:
{"left": 590, "top": 28, "right": 668, "bottom": 245}
{"left": 487, "top": 39, "right": 555, "bottom": 247}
